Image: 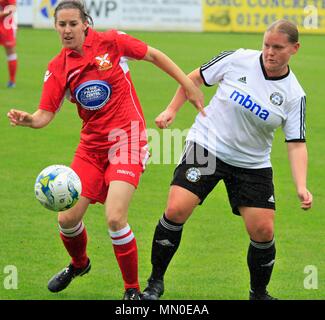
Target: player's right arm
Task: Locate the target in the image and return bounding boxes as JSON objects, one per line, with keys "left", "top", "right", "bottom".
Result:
{"left": 7, "top": 109, "right": 55, "bottom": 128}
{"left": 155, "top": 50, "right": 237, "bottom": 129}
{"left": 7, "top": 56, "right": 64, "bottom": 129}
{"left": 155, "top": 68, "right": 204, "bottom": 129}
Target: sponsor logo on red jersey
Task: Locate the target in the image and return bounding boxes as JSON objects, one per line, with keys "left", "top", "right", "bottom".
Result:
{"left": 75, "top": 80, "right": 112, "bottom": 110}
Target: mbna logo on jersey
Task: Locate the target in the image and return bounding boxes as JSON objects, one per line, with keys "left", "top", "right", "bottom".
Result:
{"left": 270, "top": 92, "right": 284, "bottom": 106}
{"left": 185, "top": 167, "right": 201, "bottom": 183}
{"left": 75, "top": 80, "right": 112, "bottom": 110}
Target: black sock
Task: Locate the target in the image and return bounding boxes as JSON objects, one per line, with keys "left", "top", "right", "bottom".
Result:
{"left": 247, "top": 238, "right": 276, "bottom": 294}
{"left": 150, "top": 213, "right": 184, "bottom": 280}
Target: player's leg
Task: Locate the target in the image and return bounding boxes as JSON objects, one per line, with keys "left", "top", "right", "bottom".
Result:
{"left": 104, "top": 139, "right": 150, "bottom": 300}
{"left": 5, "top": 45, "right": 17, "bottom": 87}
{"left": 48, "top": 196, "right": 92, "bottom": 292}
{"left": 0, "top": 7, "right": 17, "bottom": 87}
{"left": 105, "top": 180, "right": 142, "bottom": 300}
{"left": 225, "top": 165, "right": 277, "bottom": 300}
{"left": 142, "top": 185, "right": 200, "bottom": 300}
{"left": 57, "top": 197, "right": 91, "bottom": 269}
{"left": 240, "top": 207, "right": 277, "bottom": 300}
{"left": 48, "top": 149, "right": 107, "bottom": 293}
{"left": 143, "top": 142, "right": 219, "bottom": 300}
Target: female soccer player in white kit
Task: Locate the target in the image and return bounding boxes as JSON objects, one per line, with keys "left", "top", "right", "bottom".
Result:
{"left": 142, "top": 19, "right": 313, "bottom": 300}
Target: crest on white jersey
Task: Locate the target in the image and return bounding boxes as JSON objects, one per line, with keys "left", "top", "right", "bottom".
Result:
{"left": 270, "top": 92, "right": 284, "bottom": 106}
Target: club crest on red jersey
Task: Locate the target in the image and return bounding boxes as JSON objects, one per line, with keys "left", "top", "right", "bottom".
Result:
{"left": 95, "top": 53, "right": 112, "bottom": 71}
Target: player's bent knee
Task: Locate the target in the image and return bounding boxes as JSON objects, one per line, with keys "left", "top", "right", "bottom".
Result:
{"left": 58, "top": 212, "right": 81, "bottom": 229}
{"left": 106, "top": 211, "right": 128, "bottom": 231}
{"left": 165, "top": 204, "right": 192, "bottom": 224}
{"left": 251, "top": 223, "right": 274, "bottom": 242}
{"left": 57, "top": 199, "right": 89, "bottom": 228}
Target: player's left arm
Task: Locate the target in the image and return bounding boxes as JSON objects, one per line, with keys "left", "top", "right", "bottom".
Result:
{"left": 154, "top": 68, "right": 204, "bottom": 129}
{"left": 287, "top": 142, "right": 313, "bottom": 210}
{"left": 143, "top": 46, "right": 205, "bottom": 117}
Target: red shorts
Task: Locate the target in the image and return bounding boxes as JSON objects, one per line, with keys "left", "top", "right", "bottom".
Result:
{"left": 70, "top": 143, "right": 150, "bottom": 204}
{"left": 0, "top": 23, "right": 16, "bottom": 47}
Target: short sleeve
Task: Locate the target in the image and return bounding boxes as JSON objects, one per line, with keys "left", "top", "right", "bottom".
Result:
{"left": 200, "top": 50, "right": 236, "bottom": 86}
{"left": 283, "top": 96, "right": 306, "bottom": 142}
{"left": 38, "top": 64, "right": 66, "bottom": 113}
{"left": 115, "top": 31, "right": 148, "bottom": 60}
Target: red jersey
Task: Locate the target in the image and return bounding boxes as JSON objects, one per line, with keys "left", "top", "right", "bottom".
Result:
{"left": 39, "top": 28, "right": 148, "bottom": 152}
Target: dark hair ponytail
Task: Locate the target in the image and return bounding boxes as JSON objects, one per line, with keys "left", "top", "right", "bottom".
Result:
{"left": 54, "top": 0, "right": 94, "bottom": 27}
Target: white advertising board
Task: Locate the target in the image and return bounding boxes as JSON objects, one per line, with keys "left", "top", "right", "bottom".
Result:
{"left": 33, "top": 0, "right": 203, "bottom": 31}
{"left": 17, "top": 0, "right": 34, "bottom": 25}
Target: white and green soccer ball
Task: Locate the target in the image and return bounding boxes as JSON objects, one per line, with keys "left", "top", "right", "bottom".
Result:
{"left": 34, "top": 165, "right": 82, "bottom": 212}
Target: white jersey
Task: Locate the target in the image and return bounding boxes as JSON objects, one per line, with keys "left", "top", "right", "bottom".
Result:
{"left": 186, "top": 49, "right": 306, "bottom": 169}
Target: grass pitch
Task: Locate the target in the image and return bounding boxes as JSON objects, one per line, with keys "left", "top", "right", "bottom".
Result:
{"left": 0, "top": 28, "right": 324, "bottom": 300}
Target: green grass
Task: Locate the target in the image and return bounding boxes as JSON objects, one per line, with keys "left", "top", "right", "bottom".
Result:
{"left": 0, "top": 28, "right": 324, "bottom": 300}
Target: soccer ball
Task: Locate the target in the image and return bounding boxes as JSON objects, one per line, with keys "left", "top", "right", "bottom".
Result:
{"left": 34, "top": 165, "right": 82, "bottom": 212}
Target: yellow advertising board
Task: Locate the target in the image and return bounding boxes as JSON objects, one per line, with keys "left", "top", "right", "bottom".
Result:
{"left": 203, "top": 0, "right": 325, "bottom": 34}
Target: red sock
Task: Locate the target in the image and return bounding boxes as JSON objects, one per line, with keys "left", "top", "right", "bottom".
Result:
{"left": 59, "top": 222, "right": 89, "bottom": 269}
{"left": 7, "top": 54, "right": 17, "bottom": 83}
{"left": 110, "top": 225, "right": 139, "bottom": 290}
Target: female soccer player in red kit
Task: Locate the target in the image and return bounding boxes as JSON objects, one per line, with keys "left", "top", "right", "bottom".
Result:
{"left": 0, "top": 0, "right": 17, "bottom": 87}
{"left": 7, "top": 0, "right": 204, "bottom": 299}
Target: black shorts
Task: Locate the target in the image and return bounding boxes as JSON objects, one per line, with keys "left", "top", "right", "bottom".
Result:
{"left": 171, "top": 141, "right": 275, "bottom": 215}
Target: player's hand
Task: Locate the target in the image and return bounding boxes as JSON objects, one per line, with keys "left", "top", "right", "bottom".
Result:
{"left": 297, "top": 188, "right": 313, "bottom": 210}
{"left": 184, "top": 82, "right": 206, "bottom": 117}
{"left": 7, "top": 109, "right": 32, "bottom": 127}
{"left": 155, "top": 109, "right": 177, "bottom": 129}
